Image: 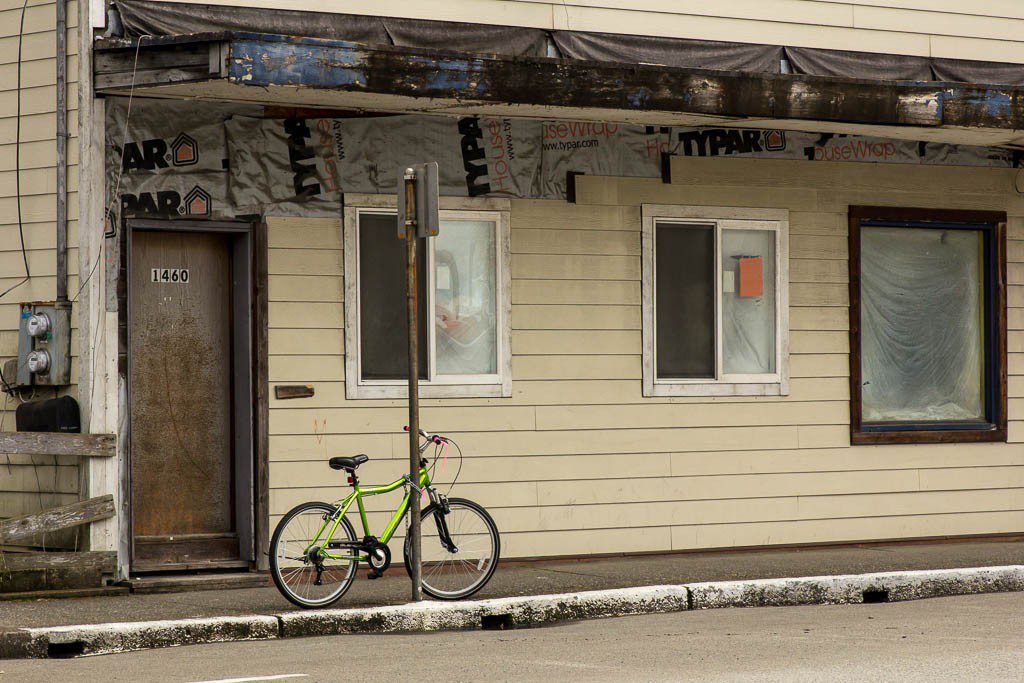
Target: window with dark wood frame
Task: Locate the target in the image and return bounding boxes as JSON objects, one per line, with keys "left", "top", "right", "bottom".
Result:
{"left": 849, "top": 206, "right": 1007, "bottom": 445}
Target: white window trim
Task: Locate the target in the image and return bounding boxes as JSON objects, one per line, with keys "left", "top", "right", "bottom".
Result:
{"left": 343, "top": 193, "right": 512, "bottom": 400}
{"left": 641, "top": 204, "right": 790, "bottom": 397}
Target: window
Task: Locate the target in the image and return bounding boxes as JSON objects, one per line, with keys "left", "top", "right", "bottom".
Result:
{"left": 849, "top": 206, "right": 1006, "bottom": 444}
{"left": 343, "top": 196, "right": 511, "bottom": 399}
{"left": 641, "top": 205, "right": 789, "bottom": 397}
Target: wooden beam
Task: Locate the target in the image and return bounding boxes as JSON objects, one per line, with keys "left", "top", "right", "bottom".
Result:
{"left": 0, "top": 550, "right": 116, "bottom": 574}
{"left": 0, "top": 432, "right": 115, "bottom": 457}
{"left": 0, "top": 495, "right": 115, "bottom": 544}
{"left": 90, "top": 34, "right": 1024, "bottom": 131}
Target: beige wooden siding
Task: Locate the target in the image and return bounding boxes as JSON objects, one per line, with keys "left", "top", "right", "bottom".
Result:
{"left": 266, "top": 157, "right": 1024, "bottom": 558}
{"left": 0, "top": 0, "right": 80, "bottom": 537}
{"left": 168, "top": 0, "right": 1024, "bottom": 62}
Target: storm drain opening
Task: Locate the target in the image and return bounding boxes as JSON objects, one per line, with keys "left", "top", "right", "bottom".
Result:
{"left": 862, "top": 589, "right": 890, "bottom": 604}
{"left": 481, "top": 613, "right": 514, "bottom": 630}
{"left": 47, "top": 640, "right": 87, "bottom": 658}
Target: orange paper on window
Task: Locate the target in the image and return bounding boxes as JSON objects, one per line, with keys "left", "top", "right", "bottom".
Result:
{"left": 738, "top": 257, "right": 763, "bottom": 297}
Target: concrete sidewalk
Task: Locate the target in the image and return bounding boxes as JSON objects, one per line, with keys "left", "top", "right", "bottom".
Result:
{"left": 2, "top": 538, "right": 1022, "bottom": 629}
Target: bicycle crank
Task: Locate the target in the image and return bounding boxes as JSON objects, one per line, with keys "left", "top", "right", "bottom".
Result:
{"left": 367, "top": 541, "right": 391, "bottom": 579}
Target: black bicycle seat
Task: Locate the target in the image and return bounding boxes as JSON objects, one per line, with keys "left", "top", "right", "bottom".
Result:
{"left": 328, "top": 454, "right": 369, "bottom": 470}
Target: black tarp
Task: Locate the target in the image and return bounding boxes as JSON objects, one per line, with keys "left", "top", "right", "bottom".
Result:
{"left": 115, "top": 1, "right": 1024, "bottom": 86}
{"left": 552, "top": 31, "right": 783, "bottom": 74}
{"left": 115, "top": 1, "right": 550, "bottom": 57}
{"left": 783, "top": 46, "right": 932, "bottom": 82}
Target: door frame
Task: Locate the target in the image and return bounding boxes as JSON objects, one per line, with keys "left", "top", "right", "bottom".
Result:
{"left": 124, "top": 218, "right": 268, "bottom": 572}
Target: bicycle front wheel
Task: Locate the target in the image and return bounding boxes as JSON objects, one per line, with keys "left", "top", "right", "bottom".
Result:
{"left": 405, "top": 497, "right": 500, "bottom": 600}
{"left": 270, "top": 501, "right": 358, "bottom": 609}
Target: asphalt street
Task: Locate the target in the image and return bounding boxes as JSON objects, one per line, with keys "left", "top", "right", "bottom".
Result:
{"left": 3, "top": 592, "right": 1023, "bottom": 682}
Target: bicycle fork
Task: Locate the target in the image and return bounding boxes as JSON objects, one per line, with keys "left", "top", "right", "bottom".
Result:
{"left": 431, "top": 493, "right": 458, "bottom": 553}
{"left": 406, "top": 476, "right": 459, "bottom": 554}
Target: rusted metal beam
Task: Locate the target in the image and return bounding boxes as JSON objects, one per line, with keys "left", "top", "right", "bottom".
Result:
{"left": 0, "top": 495, "right": 115, "bottom": 544}
{"left": 0, "top": 432, "right": 116, "bottom": 458}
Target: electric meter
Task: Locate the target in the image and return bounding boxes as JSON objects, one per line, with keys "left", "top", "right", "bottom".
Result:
{"left": 26, "top": 349, "right": 51, "bottom": 374}
{"left": 14, "top": 302, "right": 71, "bottom": 387}
{"left": 26, "top": 313, "right": 51, "bottom": 338}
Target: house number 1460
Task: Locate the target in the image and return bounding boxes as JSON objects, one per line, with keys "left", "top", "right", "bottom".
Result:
{"left": 151, "top": 268, "right": 189, "bottom": 284}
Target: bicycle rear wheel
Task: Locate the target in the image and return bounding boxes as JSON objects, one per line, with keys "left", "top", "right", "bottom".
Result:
{"left": 405, "top": 497, "right": 500, "bottom": 600}
{"left": 270, "top": 501, "right": 358, "bottom": 609}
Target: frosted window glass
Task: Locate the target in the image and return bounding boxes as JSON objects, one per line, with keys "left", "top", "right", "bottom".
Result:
{"left": 861, "top": 226, "right": 984, "bottom": 422}
{"left": 722, "top": 229, "right": 776, "bottom": 375}
{"left": 435, "top": 220, "right": 497, "bottom": 376}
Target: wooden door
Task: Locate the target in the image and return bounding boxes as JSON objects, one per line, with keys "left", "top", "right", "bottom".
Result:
{"left": 130, "top": 230, "right": 239, "bottom": 569}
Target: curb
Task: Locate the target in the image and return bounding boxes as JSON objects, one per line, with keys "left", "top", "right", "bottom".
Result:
{"left": 277, "top": 585, "right": 690, "bottom": 638}
{"left": 2, "top": 615, "right": 280, "bottom": 659}
{"left": 686, "top": 565, "right": 1024, "bottom": 609}
{"left": 2, "top": 565, "right": 1022, "bottom": 659}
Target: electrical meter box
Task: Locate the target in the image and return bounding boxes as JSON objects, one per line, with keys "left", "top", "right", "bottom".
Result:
{"left": 16, "top": 302, "right": 72, "bottom": 387}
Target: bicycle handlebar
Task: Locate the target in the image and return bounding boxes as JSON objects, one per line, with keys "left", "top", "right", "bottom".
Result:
{"left": 403, "top": 425, "right": 448, "bottom": 445}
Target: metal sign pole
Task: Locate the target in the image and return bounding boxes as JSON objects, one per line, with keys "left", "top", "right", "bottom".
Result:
{"left": 403, "top": 168, "right": 423, "bottom": 602}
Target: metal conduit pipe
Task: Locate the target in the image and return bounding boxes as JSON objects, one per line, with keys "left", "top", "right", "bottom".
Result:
{"left": 56, "top": 0, "right": 68, "bottom": 304}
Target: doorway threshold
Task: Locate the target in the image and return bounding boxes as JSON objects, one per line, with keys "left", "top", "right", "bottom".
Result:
{"left": 121, "top": 570, "right": 268, "bottom": 595}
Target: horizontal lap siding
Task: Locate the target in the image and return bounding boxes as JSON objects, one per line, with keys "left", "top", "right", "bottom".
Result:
{"left": 0, "top": 0, "right": 80, "bottom": 544}
{"left": 266, "top": 157, "right": 1024, "bottom": 558}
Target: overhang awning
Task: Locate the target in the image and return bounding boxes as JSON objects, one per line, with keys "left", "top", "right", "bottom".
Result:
{"left": 93, "top": 32, "right": 1024, "bottom": 149}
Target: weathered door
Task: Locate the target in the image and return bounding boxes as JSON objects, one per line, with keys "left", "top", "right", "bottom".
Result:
{"left": 130, "top": 230, "right": 240, "bottom": 569}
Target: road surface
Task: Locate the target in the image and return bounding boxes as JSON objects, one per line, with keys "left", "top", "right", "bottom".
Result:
{"left": 3, "top": 592, "right": 1023, "bottom": 682}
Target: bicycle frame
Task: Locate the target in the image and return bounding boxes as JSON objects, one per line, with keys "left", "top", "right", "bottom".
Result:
{"left": 307, "top": 465, "right": 433, "bottom": 562}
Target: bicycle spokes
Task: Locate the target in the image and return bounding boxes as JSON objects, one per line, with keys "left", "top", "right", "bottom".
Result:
{"left": 271, "top": 503, "right": 357, "bottom": 608}
{"left": 416, "top": 499, "right": 499, "bottom": 599}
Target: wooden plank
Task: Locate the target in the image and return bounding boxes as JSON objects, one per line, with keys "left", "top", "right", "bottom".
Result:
{"left": 514, "top": 354, "right": 640, "bottom": 380}
{"left": 673, "top": 510, "right": 1024, "bottom": 551}
{"left": 255, "top": 220, "right": 271, "bottom": 571}
{"left": 267, "top": 248, "right": 342, "bottom": 276}
{"left": 536, "top": 468, "right": 921, "bottom": 507}
{"left": 0, "top": 549, "right": 115, "bottom": 573}
{"left": 670, "top": 156, "right": 1015, "bottom": 195}
{"left": 0, "top": 494, "right": 114, "bottom": 543}
{"left": 575, "top": 176, "right": 818, "bottom": 210}
{"left": 535, "top": 400, "right": 847, "bottom": 431}
{"left": 789, "top": 258, "right": 848, "bottom": 284}
{"left": 510, "top": 200, "right": 638, "bottom": 231}
{"left": 274, "top": 385, "right": 315, "bottom": 400}
{"left": 791, "top": 283, "right": 848, "bottom": 307}
{"left": 268, "top": 275, "right": 343, "bottom": 302}
{"left": 268, "top": 302, "right": 343, "bottom": 329}
{"left": 512, "top": 304, "right": 640, "bottom": 330}
{"left": 511, "top": 228, "right": 639, "bottom": 256}
{"left": 0, "top": 432, "right": 114, "bottom": 457}
{"left": 268, "top": 328, "right": 343, "bottom": 356}
{"left": 269, "top": 355, "right": 344, "bottom": 382}
{"left": 263, "top": 375, "right": 849, "bottom": 409}
{"left": 790, "top": 234, "right": 847, "bottom": 260}
{"left": 513, "top": 329, "right": 640, "bottom": 355}
{"left": 512, "top": 253, "right": 639, "bottom": 280}
{"left": 512, "top": 279, "right": 639, "bottom": 305}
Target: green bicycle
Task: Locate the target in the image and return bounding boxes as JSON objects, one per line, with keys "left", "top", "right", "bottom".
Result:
{"left": 270, "top": 428, "right": 500, "bottom": 608}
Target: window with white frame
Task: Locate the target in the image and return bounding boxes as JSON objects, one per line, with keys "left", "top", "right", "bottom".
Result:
{"left": 343, "top": 196, "right": 511, "bottom": 399}
{"left": 641, "top": 205, "right": 789, "bottom": 397}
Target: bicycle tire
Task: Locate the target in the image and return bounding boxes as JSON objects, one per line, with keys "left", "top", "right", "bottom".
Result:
{"left": 404, "top": 497, "right": 500, "bottom": 600}
{"left": 270, "top": 501, "right": 358, "bottom": 609}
